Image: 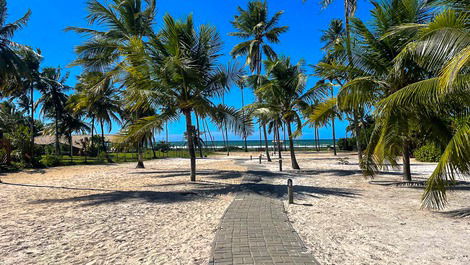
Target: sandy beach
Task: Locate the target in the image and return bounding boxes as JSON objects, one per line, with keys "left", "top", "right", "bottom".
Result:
{"left": 1, "top": 152, "right": 469, "bottom": 265}
{"left": 0, "top": 157, "right": 245, "bottom": 265}
{"left": 261, "top": 152, "right": 470, "bottom": 265}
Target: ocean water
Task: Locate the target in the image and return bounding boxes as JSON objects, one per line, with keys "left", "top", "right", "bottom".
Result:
{"left": 169, "top": 139, "right": 334, "bottom": 148}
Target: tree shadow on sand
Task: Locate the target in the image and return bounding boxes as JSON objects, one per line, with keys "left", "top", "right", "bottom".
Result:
{"left": 127, "top": 170, "right": 243, "bottom": 180}
{"left": 19, "top": 169, "right": 359, "bottom": 207}
{"left": 440, "top": 207, "right": 470, "bottom": 218}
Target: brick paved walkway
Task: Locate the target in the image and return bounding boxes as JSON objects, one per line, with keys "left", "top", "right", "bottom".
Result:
{"left": 209, "top": 165, "right": 319, "bottom": 265}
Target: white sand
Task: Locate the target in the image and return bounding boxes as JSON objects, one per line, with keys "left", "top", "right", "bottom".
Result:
{"left": 261, "top": 151, "right": 470, "bottom": 265}
{"left": 0, "top": 157, "right": 245, "bottom": 265}
{"left": 1, "top": 152, "right": 469, "bottom": 265}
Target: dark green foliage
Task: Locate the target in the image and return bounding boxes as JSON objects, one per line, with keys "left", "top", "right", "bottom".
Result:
{"left": 155, "top": 141, "right": 170, "bottom": 153}
{"left": 40, "top": 154, "right": 61, "bottom": 167}
{"left": 413, "top": 143, "right": 442, "bottom": 162}
{"left": 96, "top": 151, "right": 107, "bottom": 163}
{"left": 337, "top": 138, "right": 355, "bottom": 151}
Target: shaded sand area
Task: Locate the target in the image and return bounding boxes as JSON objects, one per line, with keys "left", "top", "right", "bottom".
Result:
{"left": 256, "top": 152, "right": 470, "bottom": 265}
{"left": 0, "top": 157, "right": 246, "bottom": 265}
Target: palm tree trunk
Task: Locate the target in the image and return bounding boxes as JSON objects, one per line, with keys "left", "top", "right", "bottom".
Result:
{"left": 332, "top": 116, "right": 337, "bottom": 156}
{"left": 276, "top": 122, "right": 282, "bottom": 159}
{"left": 30, "top": 86, "right": 35, "bottom": 163}
{"left": 100, "top": 120, "right": 113, "bottom": 163}
{"left": 184, "top": 110, "right": 196, "bottom": 181}
{"left": 330, "top": 87, "right": 337, "bottom": 156}
{"left": 55, "top": 110, "right": 60, "bottom": 156}
{"left": 136, "top": 141, "right": 145, "bottom": 168}
{"left": 283, "top": 123, "right": 287, "bottom": 151}
{"left": 263, "top": 124, "right": 271, "bottom": 162}
{"left": 316, "top": 127, "right": 320, "bottom": 151}
{"left": 150, "top": 137, "right": 157, "bottom": 159}
{"left": 165, "top": 122, "right": 169, "bottom": 143}
{"left": 69, "top": 134, "right": 73, "bottom": 162}
{"left": 403, "top": 139, "right": 412, "bottom": 181}
{"left": 345, "top": 13, "right": 363, "bottom": 164}
{"left": 224, "top": 123, "right": 230, "bottom": 156}
{"left": 195, "top": 112, "right": 204, "bottom": 158}
{"left": 241, "top": 87, "right": 248, "bottom": 152}
{"left": 354, "top": 113, "right": 363, "bottom": 163}
{"left": 287, "top": 121, "right": 300, "bottom": 169}
{"left": 90, "top": 116, "right": 95, "bottom": 152}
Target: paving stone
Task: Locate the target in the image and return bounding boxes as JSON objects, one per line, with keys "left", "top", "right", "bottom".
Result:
{"left": 209, "top": 166, "right": 319, "bottom": 265}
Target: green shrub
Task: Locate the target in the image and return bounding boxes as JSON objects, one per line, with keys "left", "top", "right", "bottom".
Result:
{"left": 337, "top": 138, "right": 355, "bottom": 151}
{"left": 40, "top": 155, "right": 61, "bottom": 167}
{"left": 96, "top": 151, "right": 107, "bottom": 163}
{"left": 413, "top": 143, "right": 442, "bottom": 162}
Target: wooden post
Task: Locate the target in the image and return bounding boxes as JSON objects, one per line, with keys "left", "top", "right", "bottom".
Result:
{"left": 279, "top": 159, "right": 283, "bottom": 172}
{"left": 259, "top": 154, "right": 262, "bottom": 164}
{"left": 250, "top": 155, "right": 252, "bottom": 160}
{"left": 287, "top": 179, "right": 293, "bottom": 204}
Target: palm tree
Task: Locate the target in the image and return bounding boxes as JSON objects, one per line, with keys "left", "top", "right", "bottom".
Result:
{"left": 229, "top": 0, "right": 288, "bottom": 162}
{"left": 321, "top": 0, "right": 437, "bottom": 181}
{"left": 38, "top": 67, "right": 70, "bottom": 155}
{"left": 0, "top": 0, "right": 31, "bottom": 93}
{"left": 66, "top": 0, "right": 156, "bottom": 73}
{"left": 43, "top": 110, "right": 90, "bottom": 161}
{"left": 318, "top": 0, "right": 363, "bottom": 160}
{"left": 69, "top": 72, "right": 121, "bottom": 162}
{"left": 253, "top": 57, "right": 322, "bottom": 169}
{"left": 237, "top": 77, "right": 250, "bottom": 152}
{"left": 16, "top": 47, "right": 43, "bottom": 162}
{"left": 67, "top": 0, "right": 156, "bottom": 164}
{"left": 375, "top": 2, "right": 470, "bottom": 209}
{"left": 121, "top": 14, "right": 247, "bottom": 181}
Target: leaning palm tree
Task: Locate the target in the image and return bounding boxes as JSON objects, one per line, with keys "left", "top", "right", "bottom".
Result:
{"left": 121, "top": 14, "right": 248, "bottom": 181}
{"left": 38, "top": 67, "right": 70, "bottom": 155}
{"left": 229, "top": 0, "right": 288, "bottom": 162}
{"left": 0, "top": 0, "right": 31, "bottom": 93}
{"left": 375, "top": 4, "right": 470, "bottom": 209}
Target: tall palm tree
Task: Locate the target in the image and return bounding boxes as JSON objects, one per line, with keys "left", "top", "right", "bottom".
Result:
{"left": 69, "top": 72, "right": 121, "bottom": 162}
{"left": 314, "top": 19, "right": 349, "bottom": 156}
{"left": 38, "top": 67, "right": 70, "bottom": 155}
{"left": 319, "top": 0, "right": 363, "bottom": 161}
{"left": 229, "top": 0, "right": 288, "bottom": 162}
{"left": 16, "top": 47, "right": 42, "bottom": 162}
{"left": 237, "top": 77, "right": 250, "bottom": 152}
{"left": 0, "top": 0, "right": 31, "bottom": 93}
{"left": 121, "top": 14, "right": 247, "bottom": 181}
{"left": 253, "top": 57, "right": 323, "bottom": 169}
{"left": 67, "top": 0, "right": 156, "bottom": 164}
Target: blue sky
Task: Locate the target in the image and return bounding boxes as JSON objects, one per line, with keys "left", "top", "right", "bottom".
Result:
{"left": 9, "top": 0, "right": 373, "bottom": 142}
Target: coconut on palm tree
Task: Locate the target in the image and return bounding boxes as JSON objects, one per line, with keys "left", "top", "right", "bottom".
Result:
{"left": 229, "top": 0, "right": 288, "bottom": 162}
